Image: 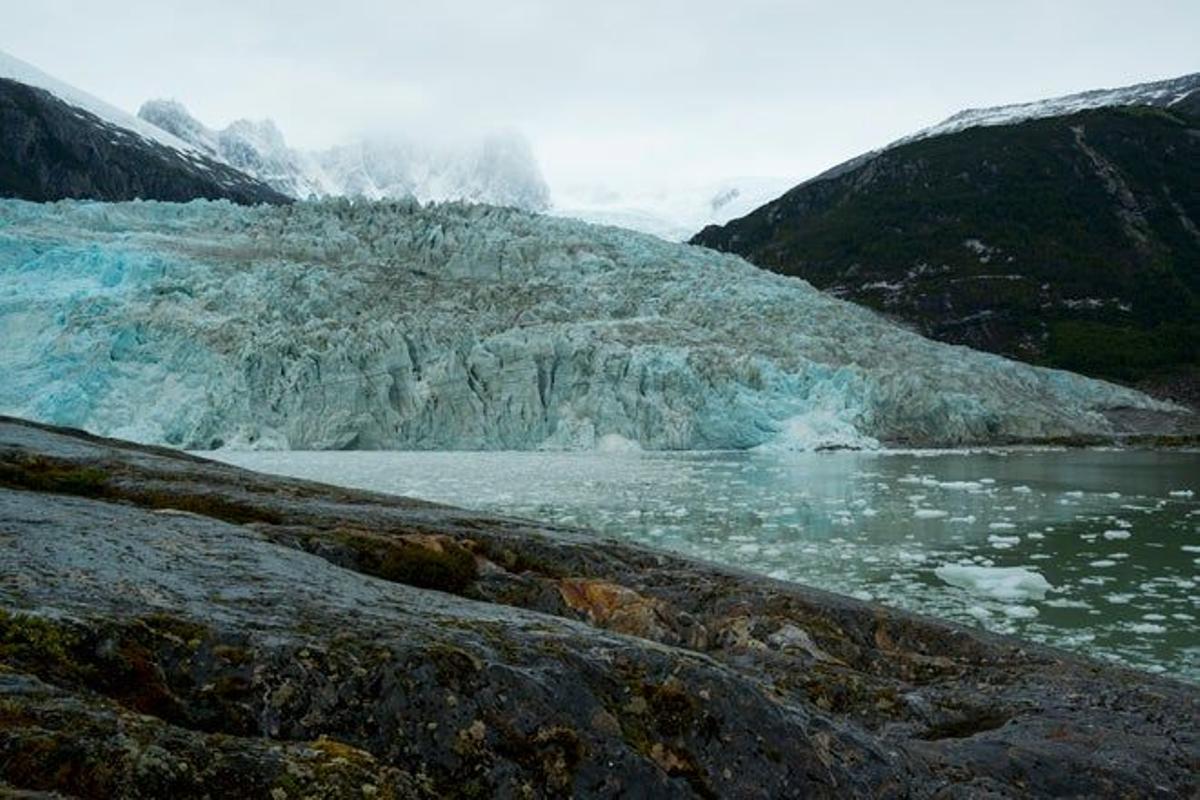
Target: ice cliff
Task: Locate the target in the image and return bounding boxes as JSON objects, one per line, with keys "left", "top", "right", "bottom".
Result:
{"left": 0, "top": 198, "right": 1170, "bottom": 450}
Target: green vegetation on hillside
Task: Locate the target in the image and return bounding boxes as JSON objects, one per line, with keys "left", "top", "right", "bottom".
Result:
{"left": 693, "top": 104, "right": 1200, "bottom": 400}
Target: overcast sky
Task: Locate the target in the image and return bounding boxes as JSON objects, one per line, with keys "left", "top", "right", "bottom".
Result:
{"left": 5, "top": 1, "right": 1199, "bottom": 196}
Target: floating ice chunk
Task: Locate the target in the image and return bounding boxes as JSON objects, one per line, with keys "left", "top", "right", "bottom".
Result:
{"left": 1089, "top": 559, "right": 1117, "bottom": 568}
{"left": 595, "top": 433, "right": 643, "bottom": 454}
{"left": 1002, "top": 605, "right": 1038, "bottom": 619}
{"left": 1181, "top": 545, "right": 1200, "bottom": 553}
{"left": 988, "top": 521, "right": 1017, "bottom": 530}
{"left": 948, "top": 514, "right": 977, "bottom": 524}
{"left": 1127, "top": 622, "right": 1166, "bottom": 634}
{"left": 1026, "top": 531, "right": 1045, "bottom": 540}
{"left": 939, "top": 480, "right": 983, "bottom": 491}
{"left": 1102, "top": 529, "right": 1131, "bottom": 540}
{"left": 913, "top": 508, "right": 948, "bottom": 519}
{"left": 1045, "top": 598, "right": 1091, "bottom": 609}
{"left": 1064, "top": 490, "right": 1085, "bottom": 497}
{"left": 762, "top": 410, "right": 879, "bottom": 452}
{"left": 934, "top": 564, "right": 1053, "bottom": 601}
{"left": 988, "top": 534, "right": 1021, "bottom": 548}
{"left": 1168, "top": 489, "right": 1194, "bottom": 497}
{"left": 1012, "top": 485, "right": 1032, "bottom": 494}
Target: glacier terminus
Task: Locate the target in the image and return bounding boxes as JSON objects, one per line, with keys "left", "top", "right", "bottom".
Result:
{"left": 0, "top": 198, "right": 1175, "bottom": 451}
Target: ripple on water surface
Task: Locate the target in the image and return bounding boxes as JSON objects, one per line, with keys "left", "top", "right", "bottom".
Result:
{"left": 210, "top": 448, "right": 1200, "bottom": 682}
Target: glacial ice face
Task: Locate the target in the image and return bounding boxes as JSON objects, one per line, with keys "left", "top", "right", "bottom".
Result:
{"left": 0, "top": 198, "right": 1170, "bottom": 451}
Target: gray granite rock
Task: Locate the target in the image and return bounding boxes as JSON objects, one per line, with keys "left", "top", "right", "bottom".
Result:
{"left": 0, "top": 416, "right": 1195, "bottom": 798}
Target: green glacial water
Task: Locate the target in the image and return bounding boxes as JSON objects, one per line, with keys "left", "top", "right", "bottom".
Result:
{"left": 213, "top": 447, "right": 1199, "bottom": 682}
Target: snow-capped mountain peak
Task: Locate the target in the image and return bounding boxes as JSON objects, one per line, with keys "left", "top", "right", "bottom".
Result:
{"left": 0, "top": 50, "right": 290, "bottom": 205}
{"left": 137, "top": 98, "right": 552, "bottom": 210}
{"left": 137, "top": 98, "right": 221, "bottom": 156}
{"left": 906, "top": 72, "right": 1200, "bottom": 144}
{"left": 138, "top": 100, "right": 332, "bottom": 199}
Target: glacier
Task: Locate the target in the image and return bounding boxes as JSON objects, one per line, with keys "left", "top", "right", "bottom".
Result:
{"left": 552, "top": 176, "right": 795, "bottom": 241}
{"left": 0, "top": 198, "right": 1173, "bottom": 451}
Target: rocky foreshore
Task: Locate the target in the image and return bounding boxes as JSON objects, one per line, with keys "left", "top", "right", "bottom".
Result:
{"left": 0, "top": 416, "right": 1195, "bottom": 798}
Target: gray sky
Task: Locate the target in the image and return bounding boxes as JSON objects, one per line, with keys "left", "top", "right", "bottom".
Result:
{"left": 5, "top": 0, "right": 1198, "bottom": 194}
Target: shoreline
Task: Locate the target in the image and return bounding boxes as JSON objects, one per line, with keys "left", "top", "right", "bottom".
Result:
{"left": 1, "top": 415, "right": 1197, "bottom": 797}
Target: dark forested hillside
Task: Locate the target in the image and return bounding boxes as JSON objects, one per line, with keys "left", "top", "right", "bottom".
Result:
{"left": 693, "top": 102, "right": 1200, "bottom": 404}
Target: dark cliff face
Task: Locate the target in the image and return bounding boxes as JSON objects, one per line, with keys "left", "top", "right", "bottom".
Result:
{"left": 692, "top": 103, "right": 1200, "bottom": 405}
{"left": 0, "top": 78, "right": 291, "bottom": 206}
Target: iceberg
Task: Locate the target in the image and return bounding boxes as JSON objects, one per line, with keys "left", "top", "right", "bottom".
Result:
{"left": 0, "top": 198, "right": 1174, "bottom": 451}
{"left": 935, "top": 565, "right": 1054, "bottom": 602}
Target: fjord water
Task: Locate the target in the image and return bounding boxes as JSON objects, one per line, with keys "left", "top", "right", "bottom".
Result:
{"left": 213, "top": 448, "right": 1199, "bottom": 681}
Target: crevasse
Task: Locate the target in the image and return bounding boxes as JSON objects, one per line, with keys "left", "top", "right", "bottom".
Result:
{"left": 0, "top": 198, "right": 1169, "bottom": 450}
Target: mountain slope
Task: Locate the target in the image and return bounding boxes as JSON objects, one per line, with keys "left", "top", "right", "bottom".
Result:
{"left": 139, "top": 99, "right": 330, "bottom": 199}
{"left": 0, "top": 49, "right": 199, "bottom": 155}
{"left": 692, "top": 76, "right": 1200, "bottom": 402}
{"left": 0, "top": 198, "right": 1180, "bottom": 451}
{"left": 0, "top": 52, "right": 289, "bottom": 205}
{"left": 138, "top": 99, "right": 552, "bottom": 210}
{"left": 0, "top": 79, "right": 291, "bottom": 205}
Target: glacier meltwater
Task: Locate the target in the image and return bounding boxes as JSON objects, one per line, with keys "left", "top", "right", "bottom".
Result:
{"left": 0, "top": 198, "right": 1172, "bottom": 450}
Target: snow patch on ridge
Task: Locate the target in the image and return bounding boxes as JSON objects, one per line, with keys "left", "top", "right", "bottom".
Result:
{"left": 909, "top": 72, "right": 1200, "bottom": 144}
{"left": 0, "top": 49, "right": 199, "bottom": 156}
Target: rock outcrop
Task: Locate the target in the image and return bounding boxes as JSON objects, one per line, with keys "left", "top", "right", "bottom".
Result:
{"left": 0, "top": 416, "right": 1196, "bottom": 797}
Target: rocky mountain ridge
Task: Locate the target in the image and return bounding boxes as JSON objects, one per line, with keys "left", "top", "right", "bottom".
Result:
{"left": 138, "top": 98, "right": 552, "bottom": 211}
